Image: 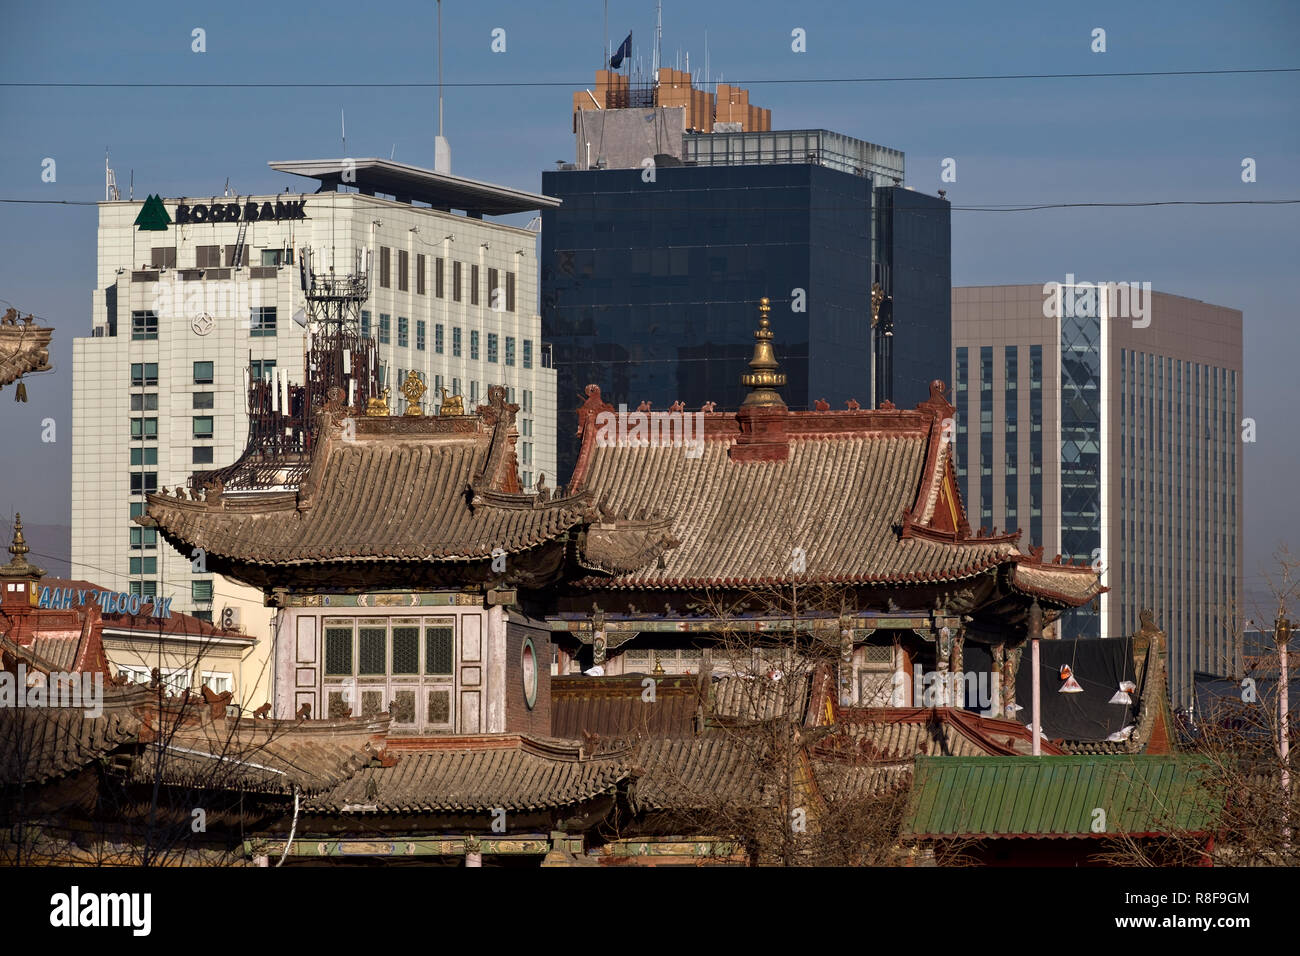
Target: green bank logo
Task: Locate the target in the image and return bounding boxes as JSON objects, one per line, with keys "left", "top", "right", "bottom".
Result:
{"left": 134, "top": 194, "right": 171, "bottom": 231}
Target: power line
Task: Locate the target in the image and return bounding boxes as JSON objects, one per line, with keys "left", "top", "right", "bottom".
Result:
{"left": 3, "top": 67, "right": 1297, "bottom": 90}
{"left": 2, "top": 197, "right": 1296, "bottom": 214}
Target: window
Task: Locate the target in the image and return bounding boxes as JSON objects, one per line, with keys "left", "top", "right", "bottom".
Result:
{"left": 129, "top": 560, "right": 152, "bottom": 581}
{"left": 130, "top": 447, "right": 158, "bottom": 466}
{"left": 130, "top": 502, "right": 144, "bottom": 519}
{"left": 361, "top": 310, "right": 371, "bottom": 338}
{"left": 225, "top": 244, "right": 249, "bottom": 267}
{"left": 435, "top": 374, "right": 444, "bottom": 395}
{"left": 425, "top": 624, "right": 454, "bottom": 674}
{"left": 452, "top": 327, "right": 462, "bottom": 357}
{"left": 379, "top": 313, "right": 391, "bottom": 344}
{"left": 127, "top": 581, "right": 157, "bottom": 599}
{"left": 380, "top": 247, "right": 391, "bottom": 288}
{"left": 470, "top": 264, "right": 480, "bottom": 305}
{"left": 131, "top": 311, "right": 158, "bottom": 340}
{"left": 200, "top": 671, "right": 231, "bottom": 694}
{"left": 417, "top": 255, "right": 426, "bottom": 295}
{"left": 150, "top": 247, "right": 176, "bottom": 269}
{"left": 131, "top": 393, "right": 159, "bottom": 411}
{"left": 505, "top": 337, "right": 516, "bottom": 367}
{"left": 470, "top": 381, "right": 479, "bottom": 405}
{"left": 193, "top": 416, "right": 214, "bottom": 439}
{"left": 192, "top": 392, "right": 214, "bottom": 409}
{"left": 523, "top": 340, "right": 533, "bottom": 369}
{"left": 250, "top": 359, "right": 276, "bottom": 381}
{"left": 435, "top": 257, "right": 445, "bottom": 298}
{"left": 452, "top": 377, "right": 461, "bottom": 397}
{"left": 435, "top": 323, "right": 444, "bottom": 354}
{"left": 416, "top": 320, "right": 426, "bottom": 351}
{"left": 193, "top": 361, "right": 213, "bottom": 384}
{"left": 324, "top": 625, "right": 353, "bottom": 676}
{"left": 488, "top": 268, "right": 499, "bottom": 309}
{"left": 505, "top": 271, "right": 516, "bottom": 312}
{"left": 129, "top": 473, "right": 158, "bottom": 495}
{"left": 487, "top": 333, "right": 499, "bottom": 364}
{"left": 398, "top": 316, "right": 409, "bottom": 348}
{"left": 453, "top": 261, "right": 462, "bottom": 302}
{"left": 130, "top": 418, "right": 158, "bottom": 440}
{"left": 359, "top": 625, "right": 387, "bottom": 675}
{"left": 250, "top": 306, "right": 277, "bottom": 337}
{"left": 261, "top": 249, "right": 284, "bottom": 267}
{"left": 470, "top": 330, "right": 480, "bottom": 361}
{"left": 196, "top": 245, "right": 221, "bottom": 268}
{"left": 398, "top": 249, "right": 409, "bottom": 291}
{"left": 192, "top": 446, "right": 214, "bottom": 464}
{"left": 187, "top": 581, "right": 212, "bottom": 603}
{"left": 392, "top": 625, "right": 419, "bottom": 674}
{"left": 129, "top": 527, "right": 157, "bottom": 549}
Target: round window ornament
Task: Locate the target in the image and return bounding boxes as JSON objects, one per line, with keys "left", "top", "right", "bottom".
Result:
{"left": 521, "top": 637, "right": 538, "bottom": 710}
{"left": 191, "top": 312, "right": 214, "bottom": 336}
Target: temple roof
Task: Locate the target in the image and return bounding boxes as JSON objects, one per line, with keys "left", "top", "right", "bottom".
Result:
{"left": 141, "top": 387, "right": 594, "bottom": 585}
{"left": 305, "top": 734, "right": 631, "bottom": 814}
{"left": 567, "top": 378, "right": 1101, "bottom": 606}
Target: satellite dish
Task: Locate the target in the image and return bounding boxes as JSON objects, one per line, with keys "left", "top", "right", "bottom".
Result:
{"left": 292, "top": 308, "right": 308, "bottom": 328}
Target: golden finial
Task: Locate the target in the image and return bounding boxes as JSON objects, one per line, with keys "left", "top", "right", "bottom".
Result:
{"left": 871, "top": 282, "right": 883, "bottom": 327}
{"left": 740, "top": 296, "right": 787, "bottom": 408}
{"left": 9, "top": 513, "right": 29, "bottom": 561}
{"left": 402, "top": 370, "right": 427, "bottom": 416}
{"left": 1, "top": 512, "right": 42, "bottom": 578}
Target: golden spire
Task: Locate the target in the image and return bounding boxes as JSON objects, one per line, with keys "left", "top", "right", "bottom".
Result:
{"left": 1, "top": 512, "right": 42, "bottom": 578}
{"left": 740, "top": 297, "right": 787, "bottom": 408}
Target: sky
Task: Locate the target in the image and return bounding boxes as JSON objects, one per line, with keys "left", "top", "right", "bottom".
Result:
{"left": 0, "top": 0, "right": 1296, "bottom": 611}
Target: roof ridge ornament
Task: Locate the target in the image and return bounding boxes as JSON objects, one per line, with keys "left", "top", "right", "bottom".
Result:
{"left": 740, "top": 297, "right": 787, "bottom": 408}
{"left": 1, "top": 512, "right": 43, "bottom": 578}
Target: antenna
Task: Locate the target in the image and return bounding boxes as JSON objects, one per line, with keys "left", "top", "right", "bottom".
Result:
{"left": 434, "top": 0, "right": 451, "bottom": 173}
{"left": 104, "top": 148, "right": 120, "bottom": 202}
{"left": 391, "top": 144, "right": 396, "bottom": 160}
{"left": 341, "top": 108, "right": 346, "bottom": 156}
{"left": 653, "top": 0, "right": 662, "bottom": 78}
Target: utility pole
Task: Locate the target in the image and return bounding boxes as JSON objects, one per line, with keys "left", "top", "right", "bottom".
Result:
{"left": 1029, "top": 599, "right": 1043, "bottom": 756}
{"left": 1279, "top": 616, "right": 1292, "bottom": 846}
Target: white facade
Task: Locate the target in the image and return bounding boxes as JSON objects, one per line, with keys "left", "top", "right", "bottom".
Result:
{"left": 72, "top": 185, "right": 557, "bottom": 705}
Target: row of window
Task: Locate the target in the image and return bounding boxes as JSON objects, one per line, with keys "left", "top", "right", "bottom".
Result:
{"left": 132, "top": 362, "right": 214, "bottom": 386}
{"left": 148, "top": 244, "right": 287, "bottom": 271}
{"left": 131, "top": 308, "right": 277, "bottom": 340}
{"left": 362, "top": 311, "right": 533, "bottom": 368}
{"left": 377, "top": 251, "right": 516, "bottom": 313}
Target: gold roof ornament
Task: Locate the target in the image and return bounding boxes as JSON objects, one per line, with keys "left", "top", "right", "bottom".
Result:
{"left": 365, "top": 386, "right": 391, "bottom": 417}
{"left": 438, "top": 386, "right": 465, "bottom": 417}
{"left": 401, "top": 370, "right": 427, "bottom": 416}
{"left": 740, "top": 297, "right": 787, "bottom": 408}
{"left": 0, "top": 512, "right": 43, "bottom": 578}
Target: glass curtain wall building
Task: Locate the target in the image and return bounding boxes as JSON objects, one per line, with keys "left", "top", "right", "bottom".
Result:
{"left": 952, "top": 285, "right": 1243, "bottom": 703}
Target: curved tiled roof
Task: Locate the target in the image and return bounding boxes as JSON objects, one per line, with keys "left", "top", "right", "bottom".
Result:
{"left": 573, "top": 430, "right": 1015, "bottom": 589}
{"left": 631, "top": 734, "right": 773, "bottom": 810}
{"left": 144, "top": 399, "right": 589, "bottom": 569}
{"left": 306, "top": 734, "right": 631, "bottom": 813}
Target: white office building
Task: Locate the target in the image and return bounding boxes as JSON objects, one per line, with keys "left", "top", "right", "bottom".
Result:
{"left": 72, "top": 158, "right": 559, "bottom": 703}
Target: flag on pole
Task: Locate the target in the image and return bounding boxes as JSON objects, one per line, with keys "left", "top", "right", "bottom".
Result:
{"left": 610, "top": 32, "right": 631, "bottom": 69}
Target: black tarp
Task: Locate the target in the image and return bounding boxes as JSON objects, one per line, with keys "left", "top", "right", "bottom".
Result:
{"left": 1013, "top": 637, "right": 1140, "bottom": 742}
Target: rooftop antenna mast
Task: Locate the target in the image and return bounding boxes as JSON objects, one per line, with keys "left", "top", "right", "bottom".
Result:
{"left": 434, "top": 0, "right": 451, "bottom": 172}
{"left": 653, "top": 0, "right": 662, "bottom": 79}
{"left": 104, "top": 148, "right": 120, "bottom": 202}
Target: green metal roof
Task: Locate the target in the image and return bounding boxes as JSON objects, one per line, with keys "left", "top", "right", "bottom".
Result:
{"left": 904, "top": 756, "right": 1219, "bottom": 838}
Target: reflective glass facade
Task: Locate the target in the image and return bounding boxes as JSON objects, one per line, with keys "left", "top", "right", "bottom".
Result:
{"left": 542, "top": 164, "right": 951, "bottom": 479}
{"left": 1059, "top": 307, "right": 1102, "bottom": 638}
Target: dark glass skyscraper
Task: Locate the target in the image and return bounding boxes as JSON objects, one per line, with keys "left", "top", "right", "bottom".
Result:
{"left": 542, "top": 156, "right": 951, "bottom": 479}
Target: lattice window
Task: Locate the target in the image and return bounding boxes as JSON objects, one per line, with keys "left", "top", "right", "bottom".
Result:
{"left": 358, "top": 626, "right": 387, "bottom": 675}
{"left": 425, "top": 625, "right": 454, "bottom": 675}
{"left": 392, "top": 626, "right": 419, "bottom": 674}
{"left": 324, "top": 626, "right": 353, "bottom": 676}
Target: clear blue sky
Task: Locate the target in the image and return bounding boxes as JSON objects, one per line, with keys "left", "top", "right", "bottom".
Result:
{"left": 1, "top": 0, "right": 1296, "bottom": 610}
